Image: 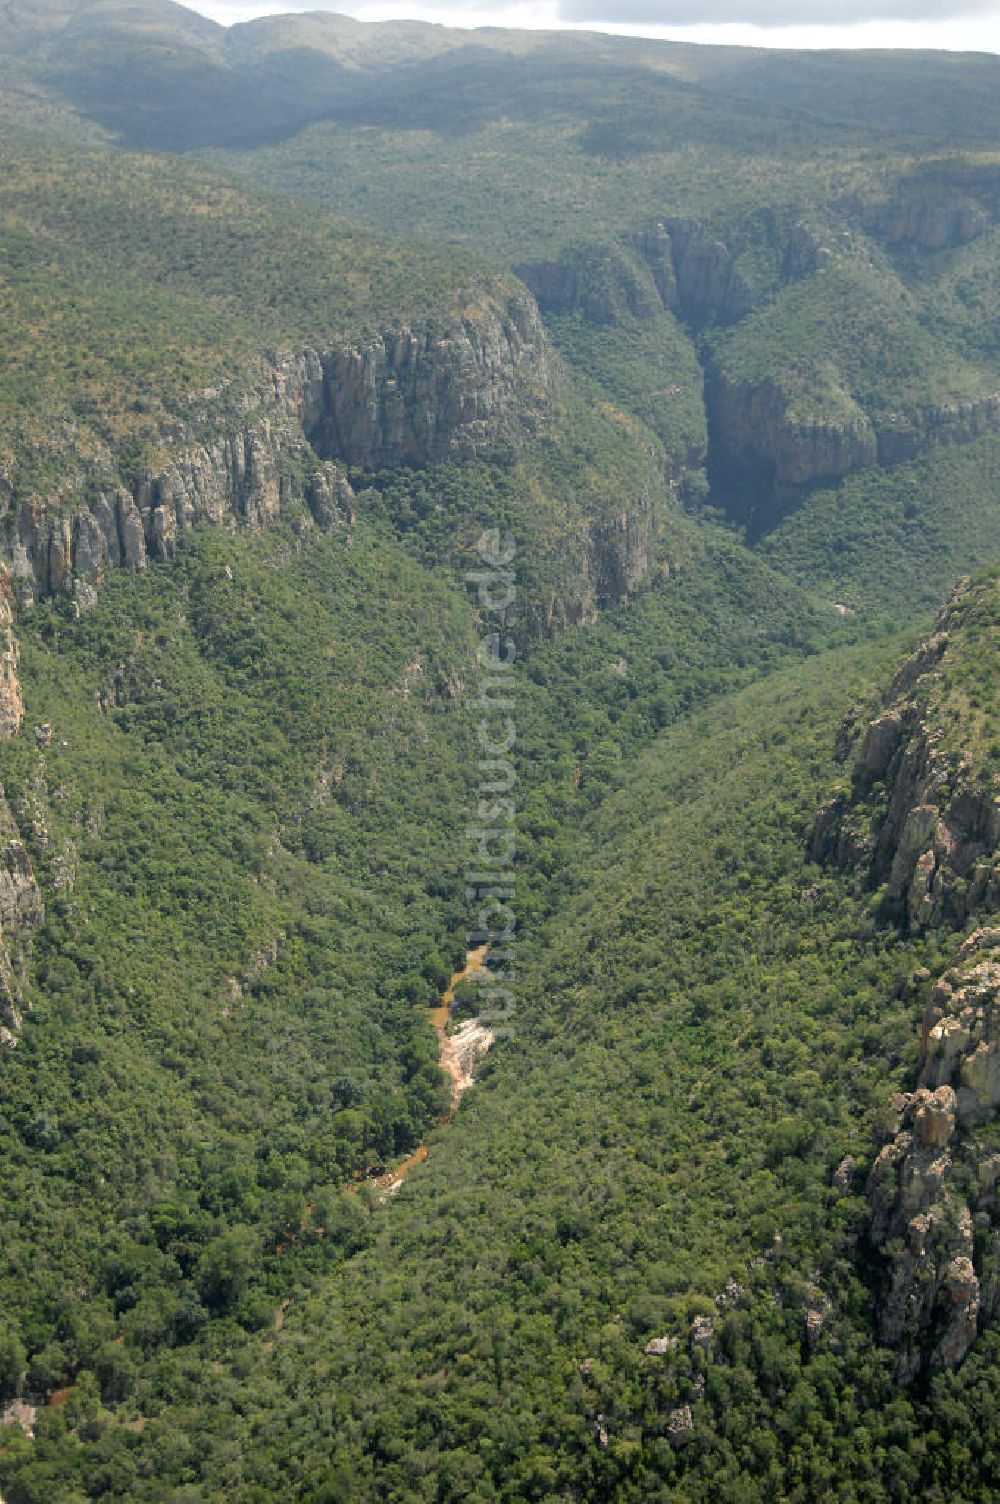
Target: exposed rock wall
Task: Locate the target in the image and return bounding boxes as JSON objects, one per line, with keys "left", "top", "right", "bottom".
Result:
{"left": 782, "top": 221, "right": 836, "bottom": 281}
{"left": 810, "top": 585, "right": 1000, "bottom": 934}
{"left": 867, "top": 932, "right": 1000, "bottom": 1382}
{"left": 515, "top": 244, "right": 664, "bottom": 324}
{"left": 875, "top": 391, "right": 1000, "bottom": 466}
{"left": 812, "top": 577, "right": 1000, "bottom": 1378}
{"left": 0, "top": 570, "right": 23, "bottom": 740}
{"left": 708, "top": 374, "right": 877, "bottom": 497}
{"left": 661, "top": 218, "right": 754, "bottom": 323}
{"left": 588, "top": 489, "right": 662, "bottom": 603}
{"left": 313, "top": 297, "right": 553, "bottom": 465}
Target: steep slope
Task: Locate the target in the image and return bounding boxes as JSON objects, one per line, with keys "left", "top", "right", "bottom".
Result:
{"left": 807, "top": 574, "right": 1000, "bottom": 1390}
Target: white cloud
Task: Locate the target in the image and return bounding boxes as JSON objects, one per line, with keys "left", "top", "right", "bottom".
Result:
{"left": 191, "top": 0, "right": 1000, "bottom": 52}
{"left": 194, "top": 0, "right": 565, "bottom": 23}
{"left": 563, "top": 0, "right": 997, "bottom": 24}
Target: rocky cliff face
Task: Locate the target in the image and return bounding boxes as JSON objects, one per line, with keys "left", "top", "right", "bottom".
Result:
{"left": 0, "top": 568, "right": 39, "bottom": 1045}
{"left": 312, "top": 296, "right": 553, "bottom": 466}
{"left": 858, "top": 195, "right": 990, "bottom": 252}
{"left": 867, "top": 931, "right": 1000, "bottom": 1382}
{"left": 0, "top": 787, "right": 43, "bottom": 1047}
{"left": 5, "top": 287, "right": 552, "bottom": 608}
{"left": 514, "top": 243, "right": 664, "bottom": 325}
{"left": 709, "top": 370, "right": 1000, "bottom": 526}
{"left": 516, "top": 216, "right": 753, "bottom": 329}
{"left": 708, "top": 373, "right": 877, "bottom": 504}
{"left": 659, "top": 218, "right": 754, "bottom": 324}
{"left": 874, "top": 391, "right": 1000, "bottom": 467}
{"left": 811, "top": 575, "right": 1000, "bottom": 1380}
{"left": 782, "top": 221, "right": 838, "bottom": 281}
{"left": 811, "top": 581, "right": 1000, "bottom": 934}
{"left": 587, "top": 488, "right": 663, "bottom": 604}
{"left": 0, "top": 570, "right": 23, "bottom": 740}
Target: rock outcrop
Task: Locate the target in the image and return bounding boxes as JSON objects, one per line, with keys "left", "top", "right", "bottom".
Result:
{"left": 811, "top": 579, "right": 1000, "bottom": 933}
{"left": 0, "top": 570, "right": 23, "bottom": 740}
{"left": 867, "top": 932, "right": 1000, "bottom": 1381}
{"left": 783, "top": 221, "right": 837, "bottom": 281}
{"left": 312, "top": 297, "right": 552, "bottom": 467}
{"left": 588, "top": 489, "right": 662, "bottom": 603}
{"left": 875, "top": 391, "right": 1000, "bottom": 467}
{"left": 0, "top": 789, "right": 43, "bottom": 1045}
{"left": 515, "top": 243, "right": 664, "bottom": 325}
{"left": 444, "top": 1018, "right": 496, "bottom": 1103}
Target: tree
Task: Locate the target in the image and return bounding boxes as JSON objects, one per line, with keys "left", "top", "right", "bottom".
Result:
{"left": 194, "top": 1228, "right": 257, "bottom": 1313}
{"left": 0, "top": 1323, "right": 25, "bottom": 1404}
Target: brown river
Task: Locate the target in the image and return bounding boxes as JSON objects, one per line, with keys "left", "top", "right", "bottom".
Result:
{"left": 372, "top": 944, "right": 490, "bottom": 1196}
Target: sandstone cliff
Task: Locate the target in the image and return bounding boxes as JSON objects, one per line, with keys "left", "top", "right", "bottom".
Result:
{"left": 4, "top": 286, "right": 553, "bottom": 608}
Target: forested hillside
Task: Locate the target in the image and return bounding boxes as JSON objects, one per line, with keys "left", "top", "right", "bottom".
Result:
{"left": 2, "top": 6, "right": 1000, "bottom": 1502}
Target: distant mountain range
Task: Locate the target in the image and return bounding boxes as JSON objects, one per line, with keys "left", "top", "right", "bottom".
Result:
{"left": 4, "top": 0, "right": 1000, "bottom": 148}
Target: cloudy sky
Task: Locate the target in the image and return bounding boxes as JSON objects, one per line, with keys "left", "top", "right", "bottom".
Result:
{"left": 190, "top": 0, "right": 1000, "bottom": 51}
